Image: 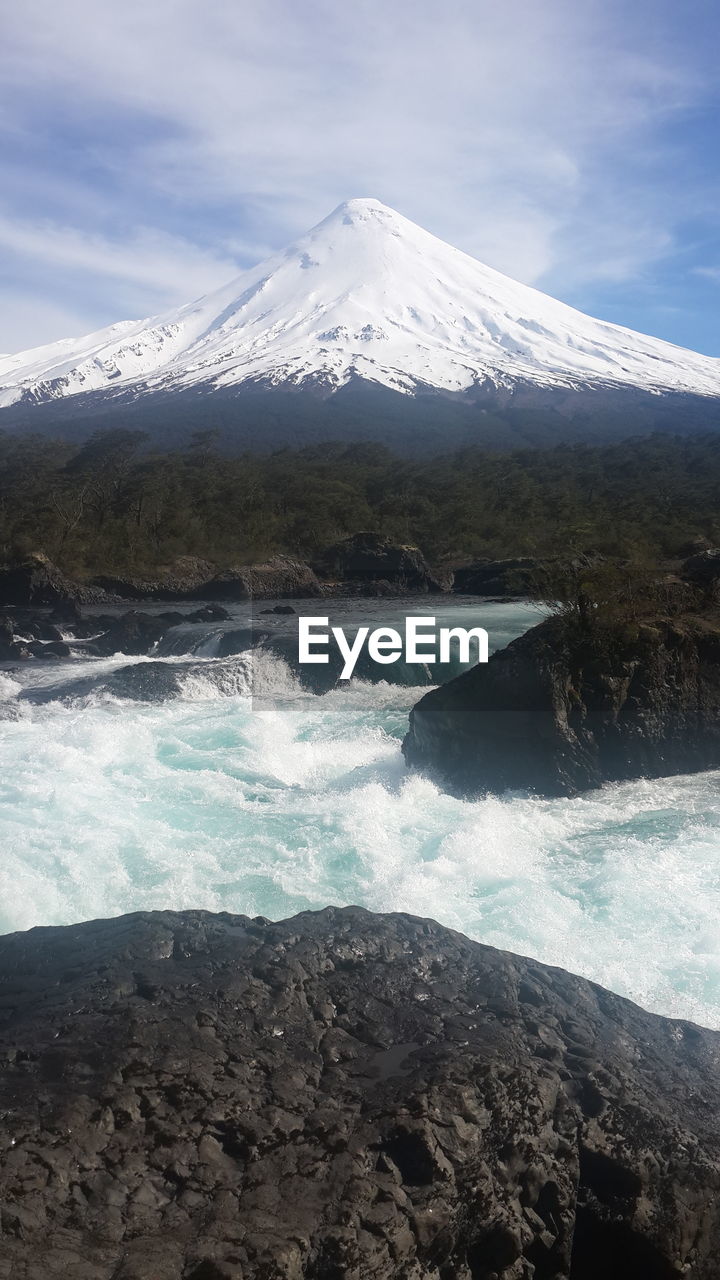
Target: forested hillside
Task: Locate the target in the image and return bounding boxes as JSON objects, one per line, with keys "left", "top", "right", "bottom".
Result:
{"left": 1, "top": 429, "right": 718, "bottom": 576}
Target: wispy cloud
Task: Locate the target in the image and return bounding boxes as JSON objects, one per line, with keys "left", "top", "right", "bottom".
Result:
{"left": 1, "top": 0, "right": 719, "bottom": 351}
{"left": 0, "top": 215, "right": 240, "bottom": 298}
{"left": 0, "top": 214, "right": 246, "bottom": 348}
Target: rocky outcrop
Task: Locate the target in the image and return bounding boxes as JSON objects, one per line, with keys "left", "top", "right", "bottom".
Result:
{"left": 0, "top": 552, "right": 112, "bottom": 608}
{"left": 0, "top": 906, "right": 719, "bottom": 1279}
{"left": 681, "top": 549, "right": 720, "bottom": 606}
{"left": 0, "top": 603, "right": 235, "bottom": 663}
{"left": 91, "top": 610, "right": 180, "bottom": 657}
{"left": 89, "top": 609, "right": 226, "bottom": 658}
{"left": 0, "top": 609, "right": 74, "bottom": 660}
{"left": 403, "top": 612, "right": 720, "bottom": 797}
{"left": 186, "top": 604, "right": 231, "bottom": 623}
{"left": 25, "top": 637, "right": 72, "bottom": 659}
{"left": 681, "top": 548, "right": 720, "bottom": 584}
{"left": 452, "top": 555, "right": 610, "bottom": 600}
{"left": 91, "top": 558, "right": 217, "bottom": 601}
{"left": 313, "top": 533, "right": 449, "bottom": 594}
{"left": 452, "top": 557, "right": 541, "bottom": 597}
{"left": 192, "top": 556, "right": 322, "bottom": 601}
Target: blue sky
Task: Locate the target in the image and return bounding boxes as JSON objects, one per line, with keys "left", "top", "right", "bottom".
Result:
{"left": 1, "top": 0, "right": 719, "bottom": 355}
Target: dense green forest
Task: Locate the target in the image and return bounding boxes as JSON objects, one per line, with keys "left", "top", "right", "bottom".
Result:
{"left": 0, "top": 428, "right": 718, "bottom": 576}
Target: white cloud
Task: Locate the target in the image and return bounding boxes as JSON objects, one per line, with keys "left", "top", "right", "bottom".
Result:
{"left": 0, "top": 214, "right": 252, "bottom": 351}
{"left": 0, "top": 293, "right": 105, "bottom": 353}
{"left": 0, "top": 215, "right": 241, "bottom": 302}
{"left": 694, "top": 266, "right": 720, "bottom": 284}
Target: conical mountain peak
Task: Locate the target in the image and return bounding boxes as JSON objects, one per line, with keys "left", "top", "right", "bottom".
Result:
{"left": 2, "top": 200, "right": 720, "bottom": 414}
{"left": 331, "top": 197, "right": 396, "bottom": 217}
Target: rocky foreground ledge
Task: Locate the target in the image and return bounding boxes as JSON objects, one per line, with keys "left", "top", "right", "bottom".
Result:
{"left": 1, "top": 908, "right": 719, "bottom": 1279}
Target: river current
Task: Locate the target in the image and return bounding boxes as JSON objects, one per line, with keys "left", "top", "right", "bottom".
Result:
{"left": 2, "top": 598, "right": 720, "bottom": 1027}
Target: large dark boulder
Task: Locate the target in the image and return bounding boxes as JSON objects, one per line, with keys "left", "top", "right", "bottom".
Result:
{"left": 186, "top": 604, "right": 232, "bottom": 623}
{"left": 452, "top": 557, "right": 540, "bottom": 597}
{"left": 681, "top": 548, "right": 720, "bottom": 583}
{"left": 0, "top": 906, "right": 719, "bottom": 1279}
{"left": 681, "top": 550, "right": 720, "bottom": 605}
{"left": 314, "top": 533, "right": 448, "bottom": 593}
{"left": 26, "top": 638, "right": 72, "bottom": 659}
{"left": 92, "top": 611, "right": 173, "bottom": 657}
{"left": 0, "top": 552, "right": 110, "bottom": 607}
{"left": 403, "top": 612, "right": 720, "bottom": 797}
{"left": 0, "top": 611, "right": 69, "bottom": 660}
{"left": 192, "top": 556, "right": 322, "bottom": 601}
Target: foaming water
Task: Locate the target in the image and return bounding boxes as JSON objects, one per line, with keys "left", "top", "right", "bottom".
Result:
{"left": 2, "top": 601, "right": 720, "bottom": 1026}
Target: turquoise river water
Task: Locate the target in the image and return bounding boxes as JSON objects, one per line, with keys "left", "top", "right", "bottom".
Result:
{"left": 2, "top": 599, "right": 720, "bottom": 1027}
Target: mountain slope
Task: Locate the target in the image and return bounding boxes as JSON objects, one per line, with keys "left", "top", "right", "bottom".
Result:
{"left": 2, "top": 198, "right": 720, "bottom": 416}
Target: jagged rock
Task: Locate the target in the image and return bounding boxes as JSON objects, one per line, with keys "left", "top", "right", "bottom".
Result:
{"left": 25, "top": 619, "right": 66, "bottom": 643}
{"left": 0, "top": 552, "right": 111, "bottom": 607}
{"left": 0, "top": 906, "right": 718, "bottom": 1279}
{"left": 313, "top": 533, "right": 447, "bottom": 593}
{"left": 681, "top": 550, "right": 720, "bottom": 606}
{"left": 92, "top": 611, "right": 173, "bottom": 657}
{"left": 681, "top": 548, "right": 720, "bottom": 583}
{"left": 90, "top": 609, "right": 253, "bottom": 660}
{"left": 91, "top": 557, "right": 216, "bottom": 601}
{"left": 0, "top": 612, "right": 67, "bottom": 659}
{"left": 403, "top": 611, "right": 720, "bottom": 797}
{"left": 26, "top": 638, "right": 72, "bottom": 658}
{"left": 186, "top": 604, "right": 232, "bottom": 623}
{"left": 193, "top": 556, "right": 322, "bottom": 601}
{"left": 452, "top": 557, "right": 541, "bottom": 597}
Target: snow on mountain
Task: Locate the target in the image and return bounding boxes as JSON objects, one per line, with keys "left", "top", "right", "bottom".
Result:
{"left": 2, "top": 197, "right": 720, "bottom": 411}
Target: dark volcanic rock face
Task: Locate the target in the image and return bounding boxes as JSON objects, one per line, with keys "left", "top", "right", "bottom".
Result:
{"left": 452, "top": 558, "right": 540, "bottom": 597}
{"left": 91, "top": 558, "right": 217, "bottom": 602}
{"left": 313, "top": 533, "right": 448, "bottom": 594}
{"left": 0, "top": 906, "right": 719, "bottom": 1279}
{"left": 0, "top": 553, "right": 112, "bottom": 608}
{"left": 192, "top": 557, "right": 322, "bottom": 601}
{"left": 403, "top": 612, "right": 720, "bottom": 797}
{"left": 91, "top": 610, "right": 174, "bottom": 657}
{"left": 681, "top": 548, "right": 720, "bottom": 585}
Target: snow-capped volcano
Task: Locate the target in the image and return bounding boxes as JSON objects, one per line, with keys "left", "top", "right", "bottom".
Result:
{"left": 2, "top": 197, "right": 720, "bottom": 411}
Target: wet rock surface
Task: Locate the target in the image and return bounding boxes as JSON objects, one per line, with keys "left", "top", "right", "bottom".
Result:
{"left": 403, "top": 611, "right": 720, "bottom": 797}
{"left": 1, "top": 604, "right": 237, "bottom": 665}
{"left": 0, "top": 906, "right": 719, "bottom": 1279}
{"left": 90, "top": 610, "right": 176, "bottom": 657}
{"left": 1, "top": 608, "right": 84, "bottom": 661}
